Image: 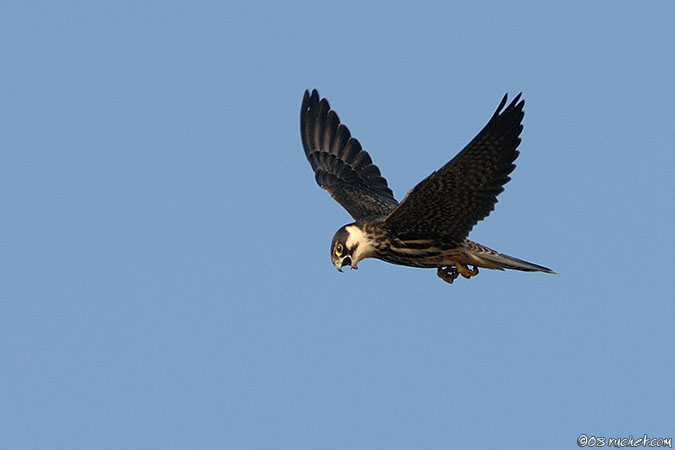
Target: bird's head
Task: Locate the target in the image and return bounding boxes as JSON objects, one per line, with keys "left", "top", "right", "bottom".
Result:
{"left": 331, "top": 225, "right": 355, "bottom": 271}
{"left": 330, "top": 224, "right": 373, "bottom": 272}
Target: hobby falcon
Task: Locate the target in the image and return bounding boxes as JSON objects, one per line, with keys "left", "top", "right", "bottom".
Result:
{"left": 300, "top": 89, "right": 555, "bottom": 284}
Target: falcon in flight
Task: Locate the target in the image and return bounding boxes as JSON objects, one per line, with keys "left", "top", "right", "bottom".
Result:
{"left": 300, "top": 89, "right": 555, "bottom": 284}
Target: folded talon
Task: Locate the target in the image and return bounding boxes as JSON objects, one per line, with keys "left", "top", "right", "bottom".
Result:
{"left": 456, "top": 263, "right": 480, "bottom": 279}
{"left": 437, "top": 266, "right": 459, "bottom": 284}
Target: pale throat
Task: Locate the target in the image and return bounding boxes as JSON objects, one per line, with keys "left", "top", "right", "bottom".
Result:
{"left": 345, "top": 225, "right": 376, "bottom": 265}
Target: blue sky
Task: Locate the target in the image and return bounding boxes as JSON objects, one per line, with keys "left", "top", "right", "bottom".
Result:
{"left": 2, "top": 1, "right": 674, "bottom": 449}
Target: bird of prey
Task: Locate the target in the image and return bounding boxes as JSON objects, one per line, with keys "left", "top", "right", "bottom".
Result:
{"left": 300, "top": 89, "right": 555, "bottom": 284}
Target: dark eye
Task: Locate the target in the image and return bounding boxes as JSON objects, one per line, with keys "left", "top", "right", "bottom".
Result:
{"left": 335, "top": 243, "right": 344, "bottom": 256}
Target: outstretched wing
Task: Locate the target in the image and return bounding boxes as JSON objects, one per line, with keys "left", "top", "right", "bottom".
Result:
{"left": 301, "top": 89, "right": 399, "bottom": 221}
{"left": 384, "top": 93, "right": 524, "bottom": 245}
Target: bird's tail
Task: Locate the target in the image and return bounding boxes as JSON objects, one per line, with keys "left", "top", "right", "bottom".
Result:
{"left": 465, "top": 240, "right": 557, "bottom": 273}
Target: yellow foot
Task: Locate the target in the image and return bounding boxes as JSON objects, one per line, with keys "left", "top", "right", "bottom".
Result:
{"left": 437, "top": 266, "right": 459, "bottom": 284}
{"left": 456, "top": 263, "right": 479, "bottom": 279}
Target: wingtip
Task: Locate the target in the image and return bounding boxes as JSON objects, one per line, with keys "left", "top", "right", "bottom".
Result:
{"left": 498, "top": 92, "right": 525, "bottom": 111}
{"left": 497, "top": 93, "right": 509, "bottom": 111}
{"left": 302, "top": 88, "right": 320, "bottom": 104}
{"left": 538, "top": 265, "right": 558, "bottom": 274}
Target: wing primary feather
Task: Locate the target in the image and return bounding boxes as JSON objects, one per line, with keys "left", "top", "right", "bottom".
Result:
{"left": 322, "top": 110, "right": 338, "bottom": 153}
{"left": 314, "top": 99, "right": 329, "bottom": 153}
{"left": 383, "top": 93, "right": 526, "bottom": 244}
{"left": 332, "top": 124, "right": 350, "bottom": 156}
{"left": 341, "top": 138, "right": 361, "bottom": 164}
{"left": 300, "top": 89, "right": 399, "bottom": 220}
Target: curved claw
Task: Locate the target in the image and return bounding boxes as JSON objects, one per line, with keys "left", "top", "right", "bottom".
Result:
{"left": 437, "top": 266, "right": 459, "bottom": 284}
{"left": 437, "top": 264, "right": 479, "bottom": 284}
{"left": 456, "top": 263, "right": 479, "bottom": 279}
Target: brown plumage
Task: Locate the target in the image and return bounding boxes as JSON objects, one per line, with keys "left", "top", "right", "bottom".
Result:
{"left": 301, "top": 89, "right": 398, "bottom": 220}
{"left": 383, "top": 94, "right": 522, "bottom": 247}
{"left": 300, "top": 89, "right": 555, "bottom": 284}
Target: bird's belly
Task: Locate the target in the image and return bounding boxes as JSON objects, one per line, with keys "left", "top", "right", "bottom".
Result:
{"left": 378, "top": 246, "right": 468, "bottom": 268}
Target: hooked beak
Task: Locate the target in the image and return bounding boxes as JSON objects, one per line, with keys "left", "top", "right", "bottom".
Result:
{"left": 334, "top": 256, "right": 357, "bottom": 272}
